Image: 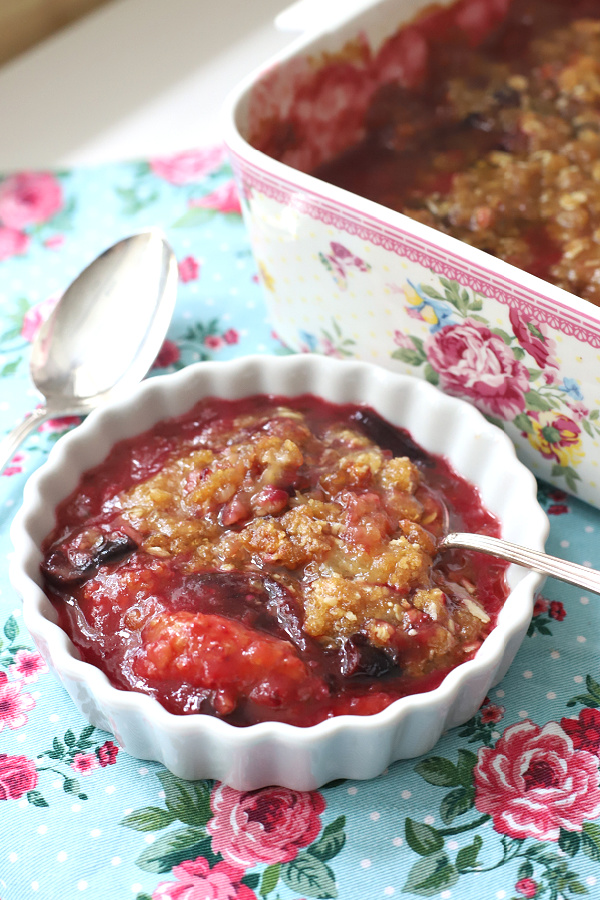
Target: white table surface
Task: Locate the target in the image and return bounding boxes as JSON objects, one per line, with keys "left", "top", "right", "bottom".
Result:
{"left": 0, "top": 0, "right": 297, "bottom": 171}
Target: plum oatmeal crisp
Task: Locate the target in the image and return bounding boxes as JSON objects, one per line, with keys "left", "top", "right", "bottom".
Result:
{"left": 41, "top": 394, "right": 508, "bottom": 726}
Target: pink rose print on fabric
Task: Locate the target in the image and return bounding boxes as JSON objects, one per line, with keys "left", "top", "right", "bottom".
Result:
{"left": 0, "top": 753, "right": 38, "bottom": 800}
{"left": 189, "top": 180, "right": 242, "bottom": 215}
{"left": 480, "top": 702, "right": 505, "bottom": 725}
{"left": 0, "top": 677, "right": 35, "bottom": 730}
{"left": 515, "top": 877, "right": 539, "bottom": 899}
{"left": 0, "top": 171, "right": 63, "bottom": 229}
{"left": 222, "top": 328, "right": 239, "bottom": 345}
{"left": 473, "top": 719, "right": 600, "bottom": 841}
{"left": 207, "top": 784, "right": 325, "bottom": 866}
{"left": 153, "top": 339, "right": 181, "bottom": 369}
{"left": 561, "top": 708, "right": 600, "bottom": 757}
{"left": 9, "top": 649, "right": 48, "bottom": 684}
{"left": 509, "top": 309, "right": 559, "bottom": 372}
{"left": 97, "top": 740, "right": 119, "bottom": 767}
{"left": 21, "top": 295, "right": 59, "bottom": 342}
{"left": 178, "top": 255, "right": 200, "bottom": 282}
{"left": 153, "top": 857, "right": 257, "bottom": 900}
{"left": 149, "top": 147, "right": 226, "bottom": 184}
{"left": 205, "top": 335, "right": 223, "bottom": 350}
{"left": 0, "top": 226, "right": 29, "bottom": 261}
{"left": 2, "top": 452, "right": 25, "bottom": 477}
{"left": 71, "top": 752, "right": 99, "bottom": 776}
{"left": 425, "top": 318, "right": 530, "bottom": 420}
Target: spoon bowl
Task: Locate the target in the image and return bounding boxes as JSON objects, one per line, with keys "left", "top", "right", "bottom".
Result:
{"left": 0, "top": 229, "right": 178, "bottom": 471}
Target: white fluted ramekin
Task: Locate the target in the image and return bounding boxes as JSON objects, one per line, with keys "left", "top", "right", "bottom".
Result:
{"left": 10, "top": 355, "right": 547, "bottom": 789}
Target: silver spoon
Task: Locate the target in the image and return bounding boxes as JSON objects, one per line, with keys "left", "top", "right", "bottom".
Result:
{"left": 0, "top": 229, "right": 178, "bottom": 472}
{"left": 440, "top": 529, "right": 600, "bottom": 594}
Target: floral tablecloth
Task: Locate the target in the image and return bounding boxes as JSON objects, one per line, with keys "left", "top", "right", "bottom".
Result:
{"left": 1, "top": 151, "right": 600, "bottom": 900}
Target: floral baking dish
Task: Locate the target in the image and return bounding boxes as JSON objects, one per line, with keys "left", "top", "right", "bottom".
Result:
{"left": 223, "top": 0, "right": 600, "bottom": 509}
{"left": 10, "top": 354, "right": 547, "bottom": 789}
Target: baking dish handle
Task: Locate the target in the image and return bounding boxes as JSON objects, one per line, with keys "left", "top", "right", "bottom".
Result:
{"left": 275, "top": 0, "right": 375, "bottom": 33}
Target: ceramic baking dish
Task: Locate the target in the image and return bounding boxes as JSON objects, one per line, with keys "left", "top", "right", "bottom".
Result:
{"left": 223, "top": 0, "right": 600, "bottom": 508}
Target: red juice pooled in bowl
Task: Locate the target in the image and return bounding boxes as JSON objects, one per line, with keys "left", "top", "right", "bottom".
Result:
{"left": 40, "top": 394, "right": 509, "bottom": 727}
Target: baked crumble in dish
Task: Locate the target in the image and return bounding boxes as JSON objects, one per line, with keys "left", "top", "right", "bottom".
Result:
{"left": 41, "top": 394, "right": 509, "bottom": 727}
{"left": 314, "top": 0, "right": 600, "bottom": 303}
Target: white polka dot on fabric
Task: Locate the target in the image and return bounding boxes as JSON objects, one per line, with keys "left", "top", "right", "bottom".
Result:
{"left": 495, "top": 689, "right": 505, "bottom": 698}
{"left": 71, "top": 804, "right": 81, "bottom": 813}
{"left": 77, "top": 881, "right": 88, "bottom": 891}
{"left": 347, "top": 786, "right": 358, "bottom": 796}
{"left": 519, "top": 710, "right": 528, "bottom": 718}
{"left": 360, "top": 859, "right": 371, "bottom": 869}
{"left": 370, "top": 812, "right": 380, "bottom": 822}
{"left": 392, "top": 837, "right": 403, "bottom": 847}
{"left": 424, "top": 815, "right": 435, "bottom": 825}
{"left": 574, "top": 675, "right": 584, "bottom": 683}
{"left": 523, "top": 670, "right": 533, "bottom": 679}
{"left": 8, "top": 853, "right": 18, "bottom": 863}
{"left": 131, "top": 885, "right": 143, "bottom": 894}
{"left": 401, "top": 790, "right": 411, "bottom": 800}
{"left": 31, "top": 883, "right": 39, "bottom": 892}
{"left": 587, "top": 876, "right": 597, "bottom": 886}
{"left": 37, "top": 825, "right": 47, "bottom": 835}
{"left": 111, "top": 857, "right": 121, "bottom": 867}
{"left": 560, "top": 540, "right": 570, "bottom": 548}
{"left": 547, "top": 692, "right": 557, "bottom": 700}
{"left": 56, "top": 851, "right": 68, "bottom": 862}
{"left": 585, "top": 525, "right": 594, "bottom": 533}
{"left": 105, "top": 785, "right": 115, "bottom": 795}
{"left": 384, "top": 889, "right": 395, "bottom": 897}
{"left": 90, "top": 829, "right": 101, "bottom": 838}
{"left": 581, "top": 596, "right": 590, "bottom": 605}
{"left": 551, "top": 650, "right": 560, "bottom": 659}
{"left": 577, "top": 636, "right": 587, "bottom": 643}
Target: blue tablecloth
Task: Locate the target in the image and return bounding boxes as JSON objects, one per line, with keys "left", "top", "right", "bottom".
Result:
{"left": 1, "top": 152, "right": 600, "bottom": 900}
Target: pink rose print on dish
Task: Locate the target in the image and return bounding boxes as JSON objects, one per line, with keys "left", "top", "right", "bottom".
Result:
{"left": 0, "top": 226, "right": 29, "bottom": 261}
{"left": 509, "top": 308, "right": 559, "bottom": 372}
{"left": 207, "top": 784, "right": 325, "bottom": 866}
{"left": 189, "top": 180, "right": 242, "bottom": 215}
{"left": 0, "top": 753, "right": 38, "bottom": 800}
{"left": 149, "top": 147, "right": 227, "bottom": 184}
{"left": 153, "top": 857, "right": 257, "bottom": 900}
{"left": 473, "top": 719, "right": 600, "bottom": 841}
{"left": 0, "top": 171, "right": 63, "bottom": 229}
{"left": 425, "top": 318, "right": 530, "bottom": 420}
{"left": 178, "top": 255, "right": 200, "bottom": 282}
{"left": 525, "top": 410, "right": 583, "bottom": 467}
{"left": 9, "top": 649, "right": 48, "bottom": 684}
{"left": 0, "top": 677, "right": 35, "bottom": 730}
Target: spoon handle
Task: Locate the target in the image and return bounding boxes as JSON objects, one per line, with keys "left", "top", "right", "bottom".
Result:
{"left": 442, "top": 532, "right": 600, "bottom": 595}
{"left": 0, "top": 407, "right": 48, "bottom": 473}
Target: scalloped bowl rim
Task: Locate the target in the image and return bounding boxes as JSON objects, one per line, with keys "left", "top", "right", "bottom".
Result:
{"left": 10, "top": 355, "right": 548, "bottom": 783}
